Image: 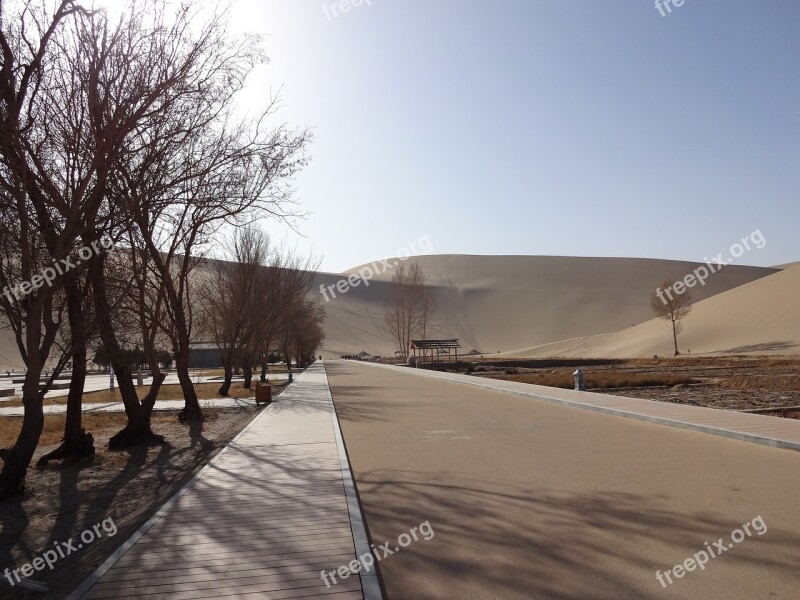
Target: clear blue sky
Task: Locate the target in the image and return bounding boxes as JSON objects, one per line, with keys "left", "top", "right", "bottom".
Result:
{"left": 231, "top": 0, "right": 799, "bottom": 273}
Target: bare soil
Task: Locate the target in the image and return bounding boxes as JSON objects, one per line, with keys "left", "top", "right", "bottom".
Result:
{"left": 0, "top": 402, "right": 274, "bottom": 599}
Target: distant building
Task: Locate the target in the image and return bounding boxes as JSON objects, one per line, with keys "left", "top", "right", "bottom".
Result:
{"left": 188, "top": 342, "right": 222, "bottom": 369}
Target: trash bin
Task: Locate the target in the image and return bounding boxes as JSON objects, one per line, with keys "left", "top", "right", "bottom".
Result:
{"left": 256, "top": 384, "right": 272, "bottom": 405}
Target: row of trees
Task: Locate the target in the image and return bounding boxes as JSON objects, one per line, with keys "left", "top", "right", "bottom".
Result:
{"left": 0, "top": 0, "right": 316, "bottom": 499}
{"left": 200, "top": 226, "right": 323, "bottom": 395}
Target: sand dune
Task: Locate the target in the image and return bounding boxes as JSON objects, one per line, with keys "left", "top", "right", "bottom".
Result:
{"left": 320, "top": 255, "right": 776, "bottom": 357}
{"left": 0, "top": 255, "right": 787, "bottom": 369}
{"left": 504, "top": 263, "right": 800, "bottom": 358}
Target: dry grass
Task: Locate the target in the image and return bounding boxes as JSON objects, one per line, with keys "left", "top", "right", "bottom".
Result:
{"left": 721, "top": 375, "right": 800, "bottom": 391}
{"left": 0, "top": 412, "right": 191, "bottom": 448}
{"left": 2, "top": 379, "right": 289, "bottom": 408}
{"left": 626, "top": 356, "right": 800, "bottom": 368}
{"left": 191, "top": 365, "right": 290, "bottom": 376}
{"left": 484, "top": 372, "right": 698, "bottom": 390}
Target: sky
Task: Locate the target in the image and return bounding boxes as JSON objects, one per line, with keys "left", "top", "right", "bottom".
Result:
{"left": 227, "top": 0, "right": 800, "bottom": 273}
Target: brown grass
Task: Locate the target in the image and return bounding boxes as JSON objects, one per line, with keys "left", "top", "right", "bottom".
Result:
{"left": 191, "top": 366, "right": 290, "bottom": 376}
{"left": 2, "top": 379, "right": 289, "bottom": 408}
{"left": 0, "top": 412, "right": 192, "bottom": 448}
{"left": 721, "top": 375, "right": 800, "bottom": 391}
{"left": 483, "top": 372, "right": 698, "bottom": 390}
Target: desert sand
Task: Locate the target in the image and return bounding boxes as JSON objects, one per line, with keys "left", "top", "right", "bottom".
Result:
{"left": 506, "top": 263, "right": 800, "bottom": 358}
{"left": 319, "top": 255, "right": 777, "bottom": 357}
{"left": 0, "top": 254, "right": 792, "bottom": 369}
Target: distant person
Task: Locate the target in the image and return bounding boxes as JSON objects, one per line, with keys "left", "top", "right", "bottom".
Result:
{"left": 109, "top": 365, "right": 115, "bottom": 389}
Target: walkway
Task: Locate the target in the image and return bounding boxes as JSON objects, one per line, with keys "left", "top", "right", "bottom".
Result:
{"left": 68, "top": 362, "right": 381, "bottom": 600}
{"left": 327, "top": 360, "right": 800, "bottom": 599}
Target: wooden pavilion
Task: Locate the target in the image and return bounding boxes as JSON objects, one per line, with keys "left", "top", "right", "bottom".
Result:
{"left": 410, "top": 339, "right": 461, "bottom": 364}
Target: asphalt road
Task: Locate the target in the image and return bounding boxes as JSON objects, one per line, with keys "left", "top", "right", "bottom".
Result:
{"left": 327, "top": 360, "right": 800, "bottom": 600}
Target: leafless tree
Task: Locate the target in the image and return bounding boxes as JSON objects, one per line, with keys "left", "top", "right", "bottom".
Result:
{"left": 0, "top": 0, "right": 311, "bottom": 495}
{"left": 383, "top": 262, "right": 436, "bottom": 361}
{"left": 0, "top": 0, "right": 108, "bottom": 498}
{"left": 107, "top": 22, "right": 311, "bottom": 420}
{"left": 201, "top": 237, "right": 320, "bottom": 390}
{"left": 651, "top": 280, "right": 693, "bottom": 356}
{"left": 201, "top": 227, "right": 272, "bottom": 396}
{"left": 252, "top": 250, "right": 318, "bottom": 383}
{"left": 37, "top": 265, "right": 97, "bottom": 465}
{"left": 112, "top": 237, "right": 170, "bottom": 424}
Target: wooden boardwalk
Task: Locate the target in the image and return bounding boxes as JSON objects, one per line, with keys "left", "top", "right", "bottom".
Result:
{"left": 69, "top": 362, "right": 379, "bottom": 600}
{"left": 354, "top": 361, "right": 800, "bottom": 451}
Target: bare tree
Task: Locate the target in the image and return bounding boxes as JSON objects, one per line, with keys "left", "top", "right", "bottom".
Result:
{"left": 0, "top": 0, "right": 105, "bottom": 498}
{"left": 383, "top": 262, "right": 436, "bottom": 361}
{"left": 37, "top": 265, "right": 97, "bottom": 465}
{"left": 0, "top": 0, "right": 311, "bottom": 495}
{"left": 253, "top": 250, "right": 318, "bottom": 383}
{"left": 651, "top": 280, "right": 693, "bottom": 356}
{"left": 95, "top": 0, "right": 310, "bottom": 422}
{"left": 202, "top": 238, "right": 320, "bottom": 389}
{"left": 201, "top": 227, "right": 272, "bottom": 396}
{"left": 112, "top": 236, "right": 170, "bottom": 424}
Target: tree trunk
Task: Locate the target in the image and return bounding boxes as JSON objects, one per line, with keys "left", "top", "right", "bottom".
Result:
{"left": 218, "top": 362, "right": 233, "bottom": 397}
{"left": 259, "top": 353, "right": 268, "bottom": 383}
{"left": 141, "top": 371, "right": 167, "bottom": 425}
{"left": 89, "top": 251, "right": 156, "bottom": 449}
{"left": 672, "top": 319, "right": 680, "bottom": 356}
{"left": 39, "top": 275, "right": 95, "bottom": 465}
{"left": 242, "top": 352, "right": 253, "bottom": 389}
{"left": 175, "top": 349, "right": 203, "bottom": 423}
{"left": 0, "top": 370, "right": 44, "bottom": 499}
{"left": 139, "top": 330, "right": 167, "bottom": 426}
{"left": 283, "top": 338, "right": 293, "bottom": 371}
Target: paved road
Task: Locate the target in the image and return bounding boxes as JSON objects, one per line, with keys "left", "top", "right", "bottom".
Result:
{"left": 327, "top": 360, "right": 800, "bottom": 600}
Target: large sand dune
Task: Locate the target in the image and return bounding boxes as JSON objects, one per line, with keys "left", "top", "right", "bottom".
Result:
{"left": 0, "top": 255, "right": 787, "bottom": 369}
{"left": 504, "top": 263, "right": 800, "bottom": 358}
{"left": 319, "top": 255, "right": 777, "bottom": 357}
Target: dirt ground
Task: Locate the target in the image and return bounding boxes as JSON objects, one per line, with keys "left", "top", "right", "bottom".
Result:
{"left": 438, "top": 356, "right": 800, "bottom": 417}
{"left": 0, "top": 403, "right": 272, "bottom": 599}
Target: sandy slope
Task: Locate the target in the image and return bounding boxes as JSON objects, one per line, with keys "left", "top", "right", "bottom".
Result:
{"left": 0, "top": 331, "right": 20, "bottom": 373}
{"left": 319, "top": 255, "right": 776, "bottom": 357}
{"left": 0, "top": 255, "right": 785, "bottom": 369}
{"left": 505, "top": 263, "right": 800, "bottom": 358}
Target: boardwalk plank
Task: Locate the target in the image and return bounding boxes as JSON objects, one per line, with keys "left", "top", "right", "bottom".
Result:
{"left": 71, "top": 363, "right": 369, "bottom": 600}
